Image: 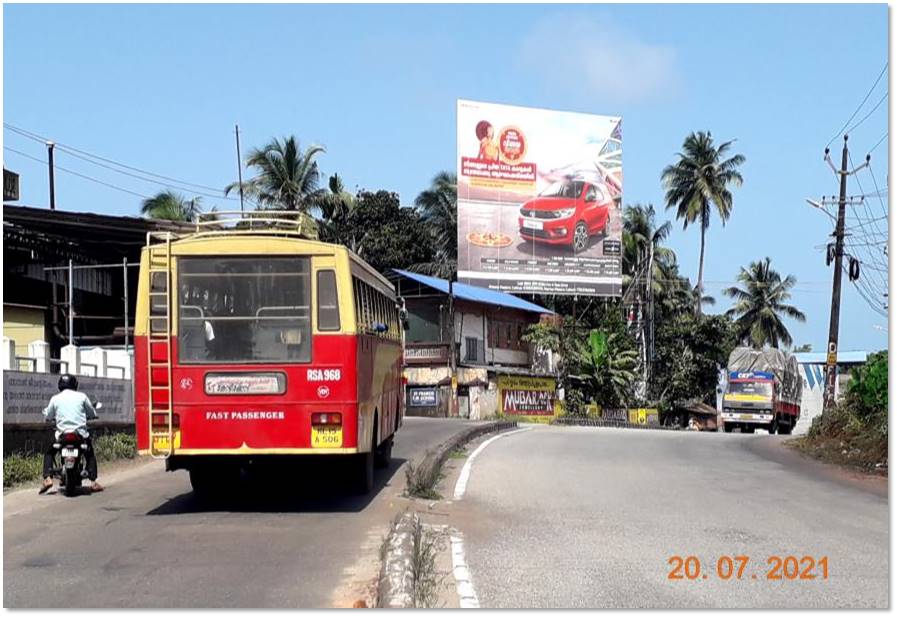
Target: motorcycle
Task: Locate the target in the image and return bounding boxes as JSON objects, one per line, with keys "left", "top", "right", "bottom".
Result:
{"left": 51, "top": 401, "right": 102, "bottom": 497}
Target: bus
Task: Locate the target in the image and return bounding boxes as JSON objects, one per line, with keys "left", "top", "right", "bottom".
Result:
{"left": 134, "top": 213, "right": 405, "bottom": 495}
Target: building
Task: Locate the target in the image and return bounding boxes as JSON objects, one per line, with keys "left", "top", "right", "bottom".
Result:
{"left": 793, "top": 350, "right": 871, "bottom": 433}
{"left": 389, "top": 269, "right": 556, "bottom": 419}
{"left": 3, "top": 204, "right": 190, "bottom": 364}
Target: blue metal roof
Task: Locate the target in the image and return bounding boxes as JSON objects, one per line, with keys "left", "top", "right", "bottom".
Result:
{"left": 392, "top": 269, "right": 553, "bottom": 314}
{"left": 793, "top": 351, "right": 870, "bottom": 365}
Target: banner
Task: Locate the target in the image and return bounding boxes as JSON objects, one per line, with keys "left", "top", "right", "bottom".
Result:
{"left": 457, "top": 99, "right": 623, "bottom": 296}
{"left": 498, "top": 375, "right": 556, "bottom": 416}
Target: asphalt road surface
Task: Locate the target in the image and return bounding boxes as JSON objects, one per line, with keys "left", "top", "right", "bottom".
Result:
{"left": 3, "top": 417, "right": 475, "bottom": 609}
{"left": 453, "top": 425, "right": 888, "bottom": 609}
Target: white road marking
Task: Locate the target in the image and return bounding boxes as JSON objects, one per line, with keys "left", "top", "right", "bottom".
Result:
{"left": 451, "top": 533, "right": 479, "bottom": 609}
{"left": 449, "top": 427, "right": 533, "bottom": 608}
{"left": 453, "top": 427, "right": 532, "bottom": 501}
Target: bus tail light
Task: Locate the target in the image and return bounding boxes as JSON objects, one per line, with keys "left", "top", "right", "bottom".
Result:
{"left": 312, "top": 412, "right": 342, "bottom": 426}
{"left": 151, "top": 412, "right": 180, "bottom": 429}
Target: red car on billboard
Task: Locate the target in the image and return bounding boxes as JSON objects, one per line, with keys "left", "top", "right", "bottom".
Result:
{"left": 518, "top": 178, "right": 612, "bottom": 252}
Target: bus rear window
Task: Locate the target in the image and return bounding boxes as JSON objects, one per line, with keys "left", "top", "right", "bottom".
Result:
{"left": 177, "top": 257, "right": 311, "bottom": 364}
{"left": 317, "top": 270, "right": 340, "bottom": 331}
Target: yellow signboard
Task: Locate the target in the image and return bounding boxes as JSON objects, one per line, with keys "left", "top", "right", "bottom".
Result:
{"left": 497, "top": 375, "right": 556, "bottom": 416}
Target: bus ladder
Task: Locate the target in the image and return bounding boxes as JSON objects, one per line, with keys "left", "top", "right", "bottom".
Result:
{"left": 146, "top": 232, "right": 174, "bottom": 459}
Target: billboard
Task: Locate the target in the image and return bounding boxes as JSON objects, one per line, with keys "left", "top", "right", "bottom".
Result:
{"left": 457, "top": 99, "right": 623, "bottom": 296}
{"left": 498, "top": 375, "right": 556, "bottom": 416}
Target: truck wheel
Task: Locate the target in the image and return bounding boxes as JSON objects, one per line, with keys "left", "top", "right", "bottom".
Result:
{"left": 778, "top": 419, "right": 793, "bottom": 435}
{"left": 768, "top": 418, "right": 778, "bottom": 435}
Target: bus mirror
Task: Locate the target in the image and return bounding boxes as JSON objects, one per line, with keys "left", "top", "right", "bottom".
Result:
{"left": 399, "top": 306, "right": 409, "bottom": 330}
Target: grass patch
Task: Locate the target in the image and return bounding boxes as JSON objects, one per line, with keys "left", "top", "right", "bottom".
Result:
{"left": 447, "top": 448, "right": 467, "bottom": 459}
{"left": 410, "top": 517, "right": 446, "bottom": 608}
{"left": 3, "top": 432, "right": 138, "bottom": 488}
{"left": 3, "top": 453, "right": 43, "bottom": 488}
{"left": 403, "top": 456, "right": 442, "bottom": 500}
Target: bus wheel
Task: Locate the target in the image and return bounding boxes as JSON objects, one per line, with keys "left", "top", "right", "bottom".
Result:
{"left": 778, "top": 419, "right": 793, "bottom": 435}
{"left": 355, "top": 450, "right": 374, "bottom": 495}
{"left": 375, "top": 436, "right": 393, "bottom": 469}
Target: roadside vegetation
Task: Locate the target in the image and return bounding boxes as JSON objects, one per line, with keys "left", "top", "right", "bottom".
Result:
{"left": 3, "top": 432, "right": 138, "bottom": 488}
{"left": 403, "top": 456, "right": 442, "bottom": 500}
{"left": 138, "top": 130, "right": 817, "bottom": 420}
{"left": 791, "top": 351, "right": 888, "bottom": 473}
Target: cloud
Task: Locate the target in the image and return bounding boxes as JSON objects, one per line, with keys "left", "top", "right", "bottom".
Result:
{"left": 518, "top": 13, "right": 679, "bottom": 105}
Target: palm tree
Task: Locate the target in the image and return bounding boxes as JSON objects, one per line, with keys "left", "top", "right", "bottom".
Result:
{"left": 310, "top": 174, "right": 359, "bottom": 248}
{"left": 661, "top": 131, "right": 745, "bottom": 314}
{"left": 225, "top": 136, "right": 325, "bottom": 211}
{"left": 411, "top": 171, "right": 457, "bottom": 279}
{"left": 723, "top": 257, "right": 806, "bottom": 349}
{"left": 140, "top": 190, "right": 202, "bottom": 222}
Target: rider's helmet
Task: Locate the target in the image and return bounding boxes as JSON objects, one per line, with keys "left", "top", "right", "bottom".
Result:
{"left": 58, "top": 374, "right": 78, "bottom": 391}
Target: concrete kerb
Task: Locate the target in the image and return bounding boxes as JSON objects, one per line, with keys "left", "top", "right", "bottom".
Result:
{"left": 552, "top": 416, "right": 681, "bottom": 431}
{"left": 378, "top": 511, "right": 418, "bottom": 608}
{"left": 416, "top": 420, "right": 518, "bottom": 492}
{"left": 377, "top": 420, "right": 518, "bottom": 608}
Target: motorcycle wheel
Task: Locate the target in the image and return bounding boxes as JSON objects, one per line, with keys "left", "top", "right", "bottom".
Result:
{"left": 64, "top": 466, "right": 80, "bottom": 497}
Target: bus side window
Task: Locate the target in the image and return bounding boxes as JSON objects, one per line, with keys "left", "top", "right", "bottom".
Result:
{"left": 317, "top": 270, "right": 340, "bottom": 331}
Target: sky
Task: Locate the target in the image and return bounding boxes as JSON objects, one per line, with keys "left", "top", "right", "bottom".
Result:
{"left": 2, "top": 3, "right": 889, "bottom": 352}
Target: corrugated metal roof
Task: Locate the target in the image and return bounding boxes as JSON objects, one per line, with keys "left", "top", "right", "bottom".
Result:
{"left": 392, "top": 269, "right": 553, "bottom": 314}
{"left": 793, "top": 351, "right": 870, "bottom": 365}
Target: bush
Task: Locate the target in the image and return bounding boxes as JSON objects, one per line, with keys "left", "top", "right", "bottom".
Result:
{"left": 93, "top": 433, "right": 137, "bottom": 462}
{"left": 803, "top": 350, "right": 888, "bottom": 471}
{"left": 3, "top": 454, "right": 43, "bottom": 488}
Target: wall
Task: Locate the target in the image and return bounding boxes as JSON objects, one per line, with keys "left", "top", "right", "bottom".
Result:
{"left": 3, "top": 305, "right": 46, "bottom": 357}
{"left": 3, "top": 370, "right": 133, "bottom": 425}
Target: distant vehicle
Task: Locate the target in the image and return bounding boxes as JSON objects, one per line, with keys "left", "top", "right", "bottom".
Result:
{"left": 134, "top": 212, "right": 405, "bottom": 497}
{"left": 518, "top": 178, "right": 613, "bottom": 252}
{"left": 721, "top": 347, "right": 802, "bottom": 434}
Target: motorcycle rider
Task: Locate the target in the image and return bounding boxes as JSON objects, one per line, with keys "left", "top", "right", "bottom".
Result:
{"left": 39, "top": 374, "right": 103, "bottom": 494}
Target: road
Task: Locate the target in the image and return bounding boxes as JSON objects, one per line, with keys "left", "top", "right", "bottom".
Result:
{"left": 452, "top": 425, "right": 888, "bottom": 609}
{"left": 3, "top": 417, "right": 475, "bottom": 609}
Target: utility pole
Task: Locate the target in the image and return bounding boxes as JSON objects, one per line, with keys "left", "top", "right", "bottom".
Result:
{"left": 234, "top": 124, "right": 245, "bottom": 212}
{"left": 821, "top": 135, "right": 869, "bottom": 411}
{"left": 47, "top": 141, "right": 56, "bottom": 210}
{"left": 448, "top": 276, "right": 458, "bottom": 416}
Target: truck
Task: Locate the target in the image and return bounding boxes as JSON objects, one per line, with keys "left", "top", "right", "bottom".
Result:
{"left": 721, "top": 347, "right": 802, "bottom": 435}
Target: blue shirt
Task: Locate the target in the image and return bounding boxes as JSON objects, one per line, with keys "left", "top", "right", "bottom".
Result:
{"left": 42, "top": 389, "right": 98, "bottom": 439}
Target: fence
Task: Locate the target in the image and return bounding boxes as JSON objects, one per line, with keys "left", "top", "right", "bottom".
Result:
{"left": 2, "top": 337, "right": 131, "bottom": 379}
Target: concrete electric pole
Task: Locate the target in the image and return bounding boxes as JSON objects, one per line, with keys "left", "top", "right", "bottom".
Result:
{"left": 820, "top": 135, "right": 870, "bottom": 412}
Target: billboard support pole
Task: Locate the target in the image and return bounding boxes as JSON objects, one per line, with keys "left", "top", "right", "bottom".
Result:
{"left": 449, "top": 277, "right": 458, "bottom": 417}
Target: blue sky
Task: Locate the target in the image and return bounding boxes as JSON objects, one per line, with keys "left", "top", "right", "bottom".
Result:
{"left": 3, "top": 3, "right": 889, "bottom": 352}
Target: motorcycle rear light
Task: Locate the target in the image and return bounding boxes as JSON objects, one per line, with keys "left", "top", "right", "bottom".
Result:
{"left": 62, "top": 433, "right": 80, "bottom": 444}
{"left": 151, "top": 412, "right": 180, "bottom": 428}
{"left": 311, "top": 412, "right": 342, "bottom": 426}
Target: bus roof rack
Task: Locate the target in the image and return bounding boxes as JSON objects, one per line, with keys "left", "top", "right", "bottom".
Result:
{"left": 192, "top": 210, "right": 320, "bottom": 240}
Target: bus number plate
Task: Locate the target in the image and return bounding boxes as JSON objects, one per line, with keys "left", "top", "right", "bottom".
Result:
{"left": 152, "top": 431, "right": 181, "bottom": 451}
{"left": 311, "top": 426, "right": 343, "bottom": 448}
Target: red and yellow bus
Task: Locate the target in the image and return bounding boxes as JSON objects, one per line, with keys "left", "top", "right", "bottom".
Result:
{"left": 134, "top": 216, "right": 404, "bottom": 494}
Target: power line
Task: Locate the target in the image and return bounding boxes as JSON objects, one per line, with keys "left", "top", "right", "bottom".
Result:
{"left": 4, "top": 145, "right": 152, "bottom": 199}
{"left": 826, "top": 62, "right": 888, "bottom": 148}
{"left": 869, "top": 131, "right": 888, "bottom": 154}
{"left": 4, "top": 123, "right": 228, "bottom": 194}
{"left": 844, "top": 91, "right": 888, "bottom": 135}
